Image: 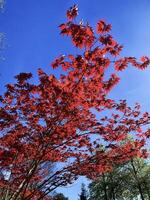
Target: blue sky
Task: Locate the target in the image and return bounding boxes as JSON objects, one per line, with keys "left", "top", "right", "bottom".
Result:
{"left": 1, "top": 0, "right": 150, "bottom": 199}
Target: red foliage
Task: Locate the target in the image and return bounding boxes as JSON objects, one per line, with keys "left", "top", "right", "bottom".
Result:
{"left": 0, "top": 5, "right": 150, "bottom": 200}
{"left": 66, "top": 4, "right": 78, "bottom": 21}
{"left": 97, "top": 20, "right": 112, "bottom": 34}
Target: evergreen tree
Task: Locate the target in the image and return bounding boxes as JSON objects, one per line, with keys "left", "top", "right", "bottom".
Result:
{"left": 53, "top": 193, "right": 68, "bottom": 200}
{"left": 79, "top": 183, "right": 88, "bottom": 200}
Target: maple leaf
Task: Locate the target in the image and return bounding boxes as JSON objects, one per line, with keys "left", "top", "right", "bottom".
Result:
{"left": 97, "top": 20, "right": 112, "bottom": 34}
{"left": 15, "top": 72, "right": 32, "bottom": 82}
{"left": 66, "top": 4, "right": 78, "bottom": 21}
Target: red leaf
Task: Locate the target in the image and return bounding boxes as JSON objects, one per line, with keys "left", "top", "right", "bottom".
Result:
{"left": 97, "top": 20, "right": 112, "bottom": 34}
{"left": 66, "top": 4, "right": 78, "bottom": 21}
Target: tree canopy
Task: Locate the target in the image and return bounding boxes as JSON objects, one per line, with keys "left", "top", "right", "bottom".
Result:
{"left": 0, "top": 4, "right": 150, "bottom": 200}
{"left": 89, "top": 157, "right": 150, "bottom": 200}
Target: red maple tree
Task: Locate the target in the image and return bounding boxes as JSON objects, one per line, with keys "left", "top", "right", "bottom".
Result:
{"left": 0, "top": 5, "right": 150, "bottom": 200}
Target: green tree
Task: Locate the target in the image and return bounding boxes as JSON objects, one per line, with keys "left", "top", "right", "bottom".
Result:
{"left": 79, "top": 183, "right": 88, "bottom": 200}
{"left": 89, "top": 165, "right": 126, "bottom": 200}
{"left": 125, "top": 158, "right": 150, "bottom": 200}
{"left": 89, "top": 158, "right": 150, "bottom": 200}
{"left": 53, "top": 193, "right": 68, "bottom": 200}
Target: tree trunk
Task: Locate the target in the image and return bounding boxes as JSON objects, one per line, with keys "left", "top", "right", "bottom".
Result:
{"left": 110, "top": 173, "right": 116, "bottom": 200}
{"left": 130, "top": 160, "right": 145, "bottom": 200}
{"left": 143, "top": 181, "right": 150, "bottom": 200}
{"left": 112, "top": 190, "right": 116, "bottom": 200}
{"left": 102, "top": 174, "right": 108, "bottom": 200}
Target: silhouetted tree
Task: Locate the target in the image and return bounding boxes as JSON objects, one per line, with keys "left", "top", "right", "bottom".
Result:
{"left": 79, "top": 183, "right": 88, "bottom": 200}
{"left": 53, "top": 193, "right": 68, "bottom": 200}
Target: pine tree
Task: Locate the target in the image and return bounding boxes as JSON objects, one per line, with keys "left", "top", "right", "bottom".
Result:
{"left": 79, "top": 183, "right": 88, "bottom": 200}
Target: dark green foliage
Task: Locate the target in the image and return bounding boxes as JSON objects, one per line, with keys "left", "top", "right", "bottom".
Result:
{"left": 89, "top": 158, "right": 150, "bottom": 200}
{"left": 53, "top": 193, "right": 68, "bottom": 200}
{"left": 79, "top": 183, "right": 88, "bottom": 200}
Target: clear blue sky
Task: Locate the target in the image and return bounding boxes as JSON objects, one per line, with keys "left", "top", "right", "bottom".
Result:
{"left": 1, "top": 0, "right": 150, "bottom": 199}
